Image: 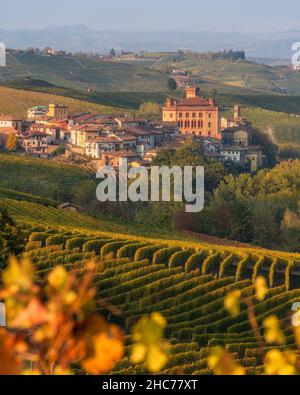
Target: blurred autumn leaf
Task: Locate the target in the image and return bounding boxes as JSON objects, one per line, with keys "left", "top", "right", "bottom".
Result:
{"left": 207, "top": 347, "right": 245, "bottom": 375}
{"left": 0, "top": 258, "right": 125, "bottom": 375}
{"left": 264, "top": 316, "right": 285, "bottom": 345}
{"left": 224, "top": 290, "right": 241, "bottom": 317}
{"left": 255, "top": 276, "right": 268, "bottom": 302}
{"left": 131, "top": 312, "right": 169, "bottom": 373}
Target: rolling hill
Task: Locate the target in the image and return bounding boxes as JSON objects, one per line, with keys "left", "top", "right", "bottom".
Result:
{"left": 0, "top": 25, "right": 299, "bottom": 58}
{"left": 1, "top": 53, "right": 168, "bottom": 92}
{"left": 151, "top": 53, "right": 300, "bottom": 94}
{"left": 0, "top": 86, "right": 132, "bottom": 118}
{"left": 0, "top": 151, "right": 299, "bottom": 374}
{"left": 223, "top": 107, "right": 300, "bottom": 146}
{"left": 1, "top": 193, "right": 299, "bottom": 375}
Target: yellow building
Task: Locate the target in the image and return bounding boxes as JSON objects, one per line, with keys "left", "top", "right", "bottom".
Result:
{"left": 47, "top": 104, "right": 68, "bottom": 118}
{"left": 162, "top": 86, "right": 220, "bottom": 139}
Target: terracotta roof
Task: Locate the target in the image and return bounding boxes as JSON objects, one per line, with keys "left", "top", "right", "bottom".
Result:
{"left": 0, "top": 115, "right": 22, "bottom": 121}
{"left": 0, "top": 127, "right": 17, "bottom": 133}
{"left": 178, "top": 96, "right": 214, "bottom": 107}
{"left": 71, "top": 113, "right": 99, "bottom": 123}
{"left": 124, "top": 126, "right": 156, "bottom": 136}
{"left": 221, "top": 145, "right": 262, "bottom": 151}
{"left": 113, "top": 133, "right": 137, "bottom": 141}
{"left": 222, "top": 126, "right": 253, "bottom": 133}
{"left": 24, "top": 133, "right": 48, "bottom": 139}
{"left": 115, "top": 117, "right": 142, "bottom": 123}
{"left": 73, "top": 125, "right": 102, "bottom": 132}
{"left": 86, "top": 136, "right": 120, "bottom": 144}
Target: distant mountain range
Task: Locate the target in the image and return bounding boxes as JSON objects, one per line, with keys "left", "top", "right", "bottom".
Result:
{"left": 0, "top": 25, "right": 299, "bottom": 59}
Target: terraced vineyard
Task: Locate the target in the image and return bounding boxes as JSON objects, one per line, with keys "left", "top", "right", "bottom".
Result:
{"left": 11, "top": 201, "right": 300, "bottom": 375}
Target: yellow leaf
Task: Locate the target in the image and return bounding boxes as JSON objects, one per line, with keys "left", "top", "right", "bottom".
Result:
{"left": 2, "top": 257, "right": 33, "bottom": 294}
{"left": 152, "top": 312, "right": 167, "bottom": 327}
{"left": 48, "top": 266, "right": 68, "bottom": 290}
{"left": 264, "top": 316, "right": 285, "bottom": 345}
{"left": 264, "top": 349, "right": 297, "bottom": 375}
{"left": 224, "top": 290, "right": 241, "bottom": 317}
{"left": 131, "top": 343, "right": 147, "bottom": 364}
{"left": 147, "top": 345, "right": 168, "bottom": 373}
{"left": 208, "top": 347, "right": 245, "bottom": 375}
{"left": 255, "top": 276, "right": 268, "bottom": 301}
{"left": 82, "top": 322, "right": 124, "bottom": 375}
{"left": 131, "top": 313, "right": 169, "bottom": 373}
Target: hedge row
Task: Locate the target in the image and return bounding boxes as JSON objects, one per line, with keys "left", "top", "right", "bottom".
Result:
{"left": 168, "top": 248, "right": 195, "bottom": 268}
{"left": 184, "top": 250, "right": 211, "bottom": 273}
{"left": 134, "top": 245, "right": 165, "bottom": 261}
{"left": 100, "top": 241, "right": 130, "bottom": 259}
{"left": 117, "top": 242, "right": 148, "bottom": 259}
{"left": 152, "top": 246, "right": 181, "bottom": 265}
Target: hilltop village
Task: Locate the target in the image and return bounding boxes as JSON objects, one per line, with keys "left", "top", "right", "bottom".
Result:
{"left": 0, "top": 86, "right": 264, "bottom": 172}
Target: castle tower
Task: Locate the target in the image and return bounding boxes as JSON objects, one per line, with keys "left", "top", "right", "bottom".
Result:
{"left": 186, "top": 86, "right": 199, "bottom": 99}
{"left": 234, "top": 105, "right": 242, "bottom": 121}
{"left": 48, "top": 104, "right": 68, "bottom": 118}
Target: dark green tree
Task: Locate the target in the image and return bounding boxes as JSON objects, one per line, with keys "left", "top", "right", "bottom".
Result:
{"left": 252, "top": 128, "right": 278, "bottom": 168}
{"left": 110, "top": 48, "right": 116, "bottom": 57}
{"left": 167, "top": 78, "right": 177, "bottom": 91}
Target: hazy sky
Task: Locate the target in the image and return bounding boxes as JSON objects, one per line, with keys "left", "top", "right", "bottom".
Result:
{"left": 2, "top": 0, "right": 300, "bottom": 32}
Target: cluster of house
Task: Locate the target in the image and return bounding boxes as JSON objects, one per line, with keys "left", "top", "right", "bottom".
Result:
{"left": 0, "top": 103, "right": 177, "bottom": 167}
{"left": 162, "top": 86, "right": 264, "bottom": 172}
{"left": 0, "top": 86, "right": 264, "bottom": 172}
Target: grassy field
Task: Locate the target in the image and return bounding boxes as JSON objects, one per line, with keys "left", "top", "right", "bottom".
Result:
{"left": 0, "top": 86, "right": 133, "bottom": 117}
{"left": 223, "top": 106, "right": 300, "bottom": 145}
{"left": 1, "top": 53, "right": 168, "bottom": 92}
{"left": 2, "top": 196, "right": 299, "bottom": 375}
{"left": 152, "top": 53, "right": 299, "bottom": 94}
{"left": 0, "top": 79, "right": 168, "bottom": 111}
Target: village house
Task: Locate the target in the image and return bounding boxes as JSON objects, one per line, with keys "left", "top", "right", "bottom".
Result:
{"left": 162, "top": 86, "right": 220, "bottom": 138}
{"left": 222, "top": 126, "right": 253, "bottom": 147}
{"left": 219, "top": 145, "right": 263, "bottom": 172}
{"left": 221, "top": 105, "right": 253, "bottom": 131}
{"left": 30, "top": 124, "right": 61, "bottom": 143}
{"left": 198, "top": 136, "right": 223, "bottom": 153}
{"left": 142, "top": 148, "right": 159, "bottom": 163}
{"left": 22, "top": 132, "right": 49, "bottom": 158}
{"left": 114, "top": 117, "right": 143, "bottom": 129}
{"left": 123, "top": 126, "right": 157, "bottom": 152}
{"left": 69, "top": 113, "right": 108, "bottom": 126}
{"left": 219, "top": 105, "right": 263, "bottom": 171}
{"left": 0, "top": 115, "right": 23, "bottom": 131}
{"left": 58, "top": 202, "right": 79, "bottom": 212}
{"left": 70, "top": 125, "right": 102, "bottom": 148}
{"left": 84, "top": 133, "right": 137, "bottom": 159}
{"left": 100, "top": 150, "right": 139, "bottom": 168}
{"left": 27, "top": 106, "right": 48, "bottom": 120}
